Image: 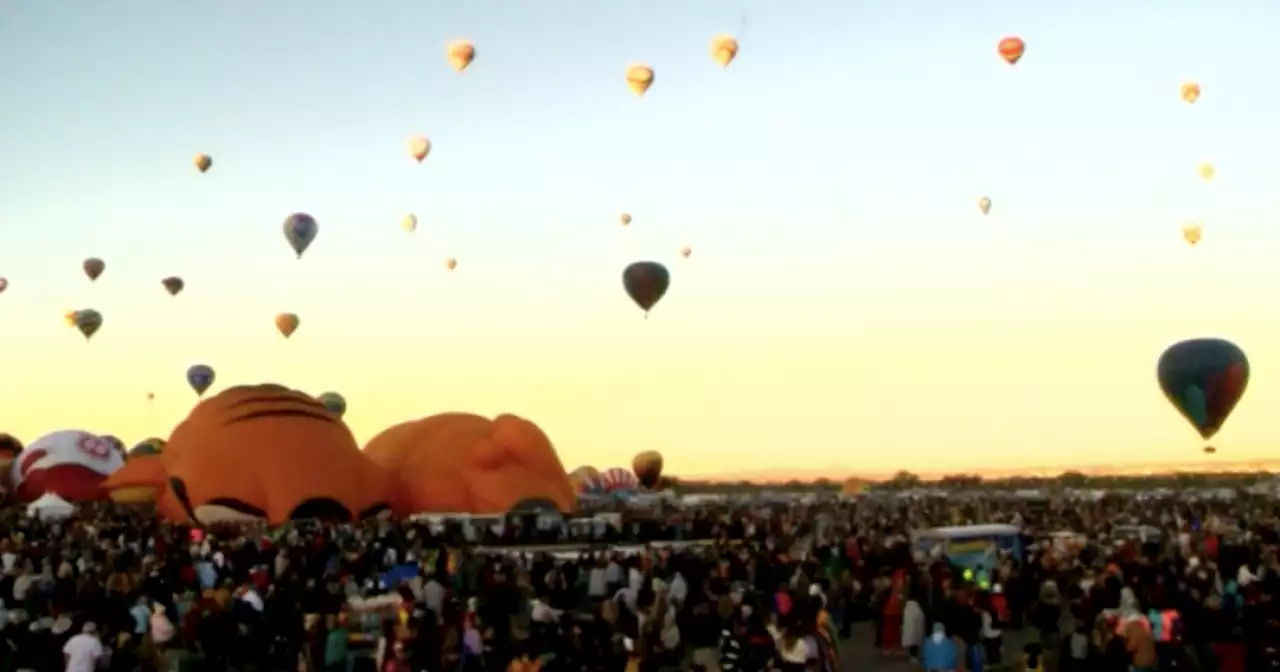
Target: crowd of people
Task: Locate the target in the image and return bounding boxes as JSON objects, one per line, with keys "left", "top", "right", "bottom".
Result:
{"left": 0, "top": 490, "right": 1278, "bottom": 671}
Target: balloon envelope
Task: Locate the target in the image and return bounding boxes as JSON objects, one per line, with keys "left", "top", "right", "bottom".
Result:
{"left": 626, "top": 65, "right": 654, "bottom": 96}
{"left": 1157, "top": 338, "right": 1249, "bottom": 440}
{"left": 408, "top": 136, "right": 431, "bottom": 162}
{"left": 632, "top": 451, "right": 663, "bottom": 489}
{"left": 283, "top": 213, "right": 318, "bottom": 258}
{"left": 402, "top": 214, "right": 418, "bottom": 233}
{"left": 74, "top": 309, "right": 103, "bottom": 339}
{"left": 194, "top": 154, "right": 212, "bottom": 173}
{"left": 447, "top": 40, "right": 475, "bottom": 72}
{"left": 1182, "top": 82, "right": 1201, "bottom": 104}
{"left": 998, "top": 37, "right": 1025, "bottom": 65}
{"left": 187, "top": 364, "right": 215, "bottom": 397}
{"left": 710, "top": 35, "right": 739, "bottom": 67}
{"left": 979, "top": 197, "right": 992, "bottom": 215}
{"left": 620, "top": 213, "right": 632, "bottom": 226}
{"left": 83, "top": 258, "right": 105, "bottom": 281}
{"left": 275, "top": 313, "right": 300, "bottom": 338}
{"left": 317, "top": 392, "right": 347, "bottom": 417}
{"left": 1183, "top": 224, "right": 1202, "bottom": 246}
{"left": 161, "top": 276, "right": 184, "bottom": 296}
{"left": 622, "top": 261, "right": 671, "bottom": 314}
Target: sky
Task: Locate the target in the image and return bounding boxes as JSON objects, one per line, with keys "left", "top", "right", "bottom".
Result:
{"left": 3, "top": 0, "right": 1280, "bottom": 479}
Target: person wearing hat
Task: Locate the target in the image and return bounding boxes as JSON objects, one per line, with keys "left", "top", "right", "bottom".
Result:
{"left": 922, "top": 622, "right": 959, "bottom": 672}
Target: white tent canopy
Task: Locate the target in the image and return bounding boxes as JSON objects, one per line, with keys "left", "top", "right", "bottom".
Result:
{"left": 27, "top": 492, "right": 76, "bottom": 520}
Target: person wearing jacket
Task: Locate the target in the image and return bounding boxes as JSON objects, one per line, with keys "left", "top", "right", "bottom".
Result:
{"left": 922, "top": 623, "right": 959, "bottom": 672}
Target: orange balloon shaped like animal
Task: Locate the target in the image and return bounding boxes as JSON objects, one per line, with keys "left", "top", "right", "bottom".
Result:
{"left": 364, "top": 413, "right": 576, "bottom": 515}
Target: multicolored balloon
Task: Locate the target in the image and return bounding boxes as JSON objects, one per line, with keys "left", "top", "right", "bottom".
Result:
{"left": 161, "top": 276, "right": 184, "bottom": 296}
{"left": 1181, "top": 82, "right": 1201, "bottom": 104}
{"left": 1157, "top": 338, "right": 1249, "bottom": 441}
{"left": 275, "top": 313, "right": 300, "bottom": 338}
{"left": 599, "top": 467, "right": 639, "bottom": 494}
{"left": 194, "top": 153, "right": 213, "bottom": 173}
{"left": 632, "top": 450, "right": 664, "bottom": 489}
{"left": 187, "top": 364, "right": 215, "bottom": 397}
{"left": 317, "top": 392, "right": 347, "bottom": 418}
{"left": 283, "top": 213, "right": 318, "bottom": 258}
{"left": 73, "top": 309, "right": 103, "bottom": 340}
{"left": 622, "top": 261, "right": 671, "bottom": 316}
{"left": 998, "top": 36, "right": 1025, "bottom": 65}
{"left": 83, "top": 258, "right": 105, "bottom": 281}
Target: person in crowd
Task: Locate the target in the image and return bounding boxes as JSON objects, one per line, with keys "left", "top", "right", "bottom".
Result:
{"left": 922, "top": 622, "right": 959, "bottom": 672}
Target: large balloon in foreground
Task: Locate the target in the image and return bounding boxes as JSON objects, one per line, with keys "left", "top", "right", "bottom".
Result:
{"left": 187, "top": 364, "right": 215, "bottom": 397}
{"left": 317, "top": 392, "right": 347, "bottom": 418}
{"left": 408, "top": 136, "right": 431, "bottom": 163}
{"left": 622, "top": 261, "right": 670, "bottom": 316}
{"left": 632, "top": 450, "right": 664, "bottom": 489}
{"left": 193, "top": 153, "right": 212, "bottom": 173}
{"left": 402, "top": 213, "right": 418, "bottom": 233}
{"left": 161, "top": 276, "right": 184, "bottom": 296}
{"left": 979, "top": 196, "right": 992, "bottom": 215}
{"left": 1157, "top": 338, "right": 1249, "bottom": 441}
{"left": 275, "top": 312, "right": 300, "bottom": 338}
{"left": 710, "top": 35, "right": 739, "bottom": 67}
{"left": 447, "top": 40, "right": 475, "bottom": 72}
{"left": 626, "top": 65, "right": 654, "bottom": 96}
{"left": 1181, "top": 82, "right": 1201, "bottom": 104}
{"left": 83, "top": 257, "right": 105, "bottom": 281}
{"left": 74, "top": 309, "right": 103, "bottom": 340}
{"left": 998, "top": 37, "right": 1025, "bottom": 65}
{"left": 1183, "top": 224, "right": 1202, "bottom": 246}
{"left": 283, "top": 213, "right": 318, "bottom": 258}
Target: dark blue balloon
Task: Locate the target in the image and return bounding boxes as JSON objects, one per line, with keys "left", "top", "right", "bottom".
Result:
{"left": 1157, "top": 338, "right": 1249, "bottom": 440}
{"left": 187, "top": 364, "right": 215, "bottom": 397}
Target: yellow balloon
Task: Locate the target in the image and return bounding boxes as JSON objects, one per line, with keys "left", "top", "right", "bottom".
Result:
{"left": 626, "top": 65, "right": 654, "bottom": 96}
{"left": 446, "top": 40, "right": 475, "bottom": 73}
{"left": 1199, "top": 162, "right": 1215, "bottom": 181}
{"left": 275, "top": 312, "right": 300, "bottom": 338}
{"left": 402, "top": 214, "right": 418, "bottom": 233}
{"left": 1181, "top": 82, "right": 1201, "bottom": 104}
{"left": 710, "top": 35, "right": 739, "bottom": 68}
{"left": 1183, "top": 223, "right": 1202, "bottom": 246}
{"left": 408, "top": 136, "right": 431, "bottom": 163}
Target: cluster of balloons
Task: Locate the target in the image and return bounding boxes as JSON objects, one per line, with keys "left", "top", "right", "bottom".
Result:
{"left": 568, "top": 450, "right": 665, "bottom": 498}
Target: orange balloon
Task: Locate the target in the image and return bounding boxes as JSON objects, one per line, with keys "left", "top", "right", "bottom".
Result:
{"left": 998, "top": 37, "right": 1025, "bottom": 65}
{"left": 274, "top": 312, "right": 300, "bottom": 338}
{"left": 445, "top": 257, "right": 458, "bottom": 271}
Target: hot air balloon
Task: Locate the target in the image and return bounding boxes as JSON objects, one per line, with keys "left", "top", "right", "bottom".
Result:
{"left": 146, "top": 392, "right": 155, "bottom": 402}
{"left": 626, "top": 65, "right": 654, "bottom": 96}
{"left": 1181, "top": 82, "right": 1201, "bottom": 104}
{"left": 194, "top": 153, "right": 213, "bottom": 173}
{"left": 161, "top": 276, "right": 184, "bottom": 296}
{"left": 74, "top": 309, "right": 103, "bottom": 340}
{"left": 575, "top": 474, "right": 606, "bottom": 497}
{"left": 1157, "top": 338, "right": 1249, "bottom": 442}
{"left": 710, "top": 35, "right": 739, "bottom": 67}
{"left": 128, "top": 437, "right": 165, "bottom": 458}
{"left": 275, "top": 313, "right": 300, "bottom": 338}
{"left": 632, "top": 450, "right": 663, "bottom": 489}
{"left": 63, "top": 310, "right": 78, "bottom": 328}
{"left": 445, "top": 257, "right": 458, "bottom": 271}
{"left": 620, "top": 213, "right": 632, "bottom": 227}
{"left": 622, "top": 261, "right": 670, "bottom": 316}
{"left": 0, "top": 277, "right": 8, "bottom": 294}
{"left": 283, "top": 213, "right": 318, "bottom": 258}
{"left": 680, "top": 246, "right": 692, "bottom": 259}
{"left": 1183, "top": 224, "right": 1202, "bottom": 246}
{"left": 187, "top": 364, "right": 215, "bottom": 397}
{"left": 1199, "top": 163, "right": 1215, "bottom": 181}
{"left": 979, "top": 196, "right": 992, "bottom": 215}
{"left": 408, "top": 136, "right": 431, "bottom": 163}
{"left": 317, "top": 392, "right": 347, "bottom": 418}
{"left": 998, "top": 37, "right": 1025, "bottom": 65}
{"left": 402, "top": 214, "right": 418, "bottom": 233}
{"left": 599, "top": 467, "right": 639, "bottom": 495}
{"left": 83, "top": 258, "right": 105, "bottom": 282}
{"left": 572, "top": 466, "right": 600, "bottom": 482}
{"left": 447, "top": 40, "right": 475, "bottom": 72}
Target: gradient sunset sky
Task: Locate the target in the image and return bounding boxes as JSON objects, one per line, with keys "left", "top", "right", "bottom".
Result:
{"left": 3, "top": 1, "right": 1280, "bottom": 478}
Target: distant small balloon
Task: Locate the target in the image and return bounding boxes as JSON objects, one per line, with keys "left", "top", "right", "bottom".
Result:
{"left": 1183, "top": 224, "right": 1202, "bottom": 246}
{"left": 447, "top": 40, "right": 475, "bottom": 72}
{"left": 83, "top": 257, "right": 105, "bottom": 282}
{"left": 275, "top": 312, "right": 300, "bottom": 338}
{"left": 0, "top": 277, "right": 8, "bottom": 294}
{"left": 283, "top": 213, "right": 318, "bottom": 258}
{"left": 63, "top": 310, "right": 77, "bottom": 328}
{"left": 998, "top": 36, "right": 1025, "bottom": 65}
{"left": 1181, "top": 82, "right": 1201, "bottom": 104}
{"left": 74, "top": 309, "right": 103, "bottom": 340}
{"left": 445, "top": 257, "right": 458, "bottom": 271}
{"left": 626, "top": 65, "right": 654, "bottom": 96}
{"left": 979, "top": 196, "right": 992, "bottom": 215}
{"left": 710, "top": 35, "right": 739, "bottom": 67}
{"left": 187, "top": 364, "right": 215, "bottom": 397}
{"left": 408, "top": 136, "right": 432, "bottom": 163}
{"left": 194, "top": 153, "right": 213, "bottom": 173}
{"left": 402, "top": 213, "right": 418, "bottom": 233}
{"left": 680, "top": 246, "right": 692, "bottom": 259}
{"left": 146, "top": 391, "right": 155, "bottom": 402}
{"left": 620, "top": 213, "right": 632, "bottom": 227}
{"left": 161, "top": 276, "right": 185, "bottom": 296}
{"left": 1199, "top": 163, "right": 1216, "bottom": 181}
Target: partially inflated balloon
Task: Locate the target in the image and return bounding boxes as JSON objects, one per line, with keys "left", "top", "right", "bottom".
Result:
{"left": 626, "top": 65, "right": 654, "bottom": 96}
{"left": 275, "top": 313, "right": 300, "bottom": 338}
{"left": 998, "top": 37, "right": 1025, "bottom": 65}
{"left": 283, "top": 213, "right": 318, "bottom": 258}
{"left": 622, "top": 261, "right": 670, "bottom": 316}
{"left": 402, "top": 214, "right": 418, "bottom": 233}
{"left": 979, "top": 196, "right": 992, "bottom": 215}
{"left": 1183, "top": 224, "right": 1202, "bottom": 246}
{"left": 632, "top": 450, "right": 664, "bottom": 489}
{"left": 408, "top": 136, "right": 431, "bottom": 163}
{"left": 1199, "top": 163, "right": 1215, "bottom": 181}
{"left": 447, "top": 40, "right": 475, "bottom": 72}
{"left": 1181, "top": 82, "right": 1201, "bottom": 104}
{"left": 161, "top": 276, "right": 184, "bottom": 296}
{"left": 620, "top": 213, "right": 632, "bottom": 227}
{"left": 74, "top": 309, "right": 103, "bottom": 340}
{"left": 710, "top": 35, "right": 739, "bottom": 67}
{"left": 187, "top": 364, "right": 215, "bottom": 397}
{"left": 194, "top": 154, "right": 212, "bottom": 173}
{"left": 1157, "top": 338, "right": 1249, "bottom": 440}
{"left": 317, "top": 392, "right": 347, "bottom": 417}
{"left": 83, "top": 258, "right": 105, "bottom": 281}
